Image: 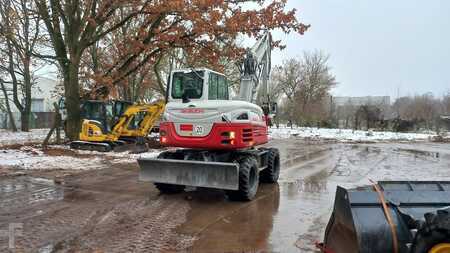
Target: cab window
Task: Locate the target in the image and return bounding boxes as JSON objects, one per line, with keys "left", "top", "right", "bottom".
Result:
{"left": 208, "top": 73, "right": 228, "bottom": 100}
{"left": 217, "top": 75, "right": 228, "bottom": 100}
{"left": 171, "top": 71, "right": 204, "bottom": 99}
{"left": 208, "top": 73, "right": 218, "bottom": 100}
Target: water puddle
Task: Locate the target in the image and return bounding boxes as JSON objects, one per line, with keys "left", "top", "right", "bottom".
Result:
{"left": 38, "top": 244, "right": 54, "bottom": 253}
{"left": 282, "top": 148, "right": 331, "bottom": 169}
{"left": 395, "top": 148, "right": 440, "bottom": 158}
{"left": 0, "top": 177, "right": 64, "bottom": 212}
{"left": 184, "top": 143, "right": 450, "bottom": 252}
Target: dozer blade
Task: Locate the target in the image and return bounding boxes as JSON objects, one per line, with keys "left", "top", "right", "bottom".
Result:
{"left": 138, "top": 158, "right": 239, "bottom": 190}
{"left": 323, "top": 181, "right": 450, "bottom": 253}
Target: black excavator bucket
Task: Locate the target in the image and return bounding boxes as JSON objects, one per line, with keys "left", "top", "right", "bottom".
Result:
{"left": 323, "top": 181, "right": 450, "bottom": 253}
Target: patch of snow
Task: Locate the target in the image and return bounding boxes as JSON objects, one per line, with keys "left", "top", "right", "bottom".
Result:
{"left": 0, "top": 129, "right": 64, "bottom": 146}
{"left": 0, "top": 145, "right": 161, "bottom": 171}
{"left": 269, "top": 126, "right": 435, "bottom": 142}
{"left": 108, "top": 150, "right": 161, "bottom": 164}
{"left": 0, "top": 149, "right": 104, "bottom": 170}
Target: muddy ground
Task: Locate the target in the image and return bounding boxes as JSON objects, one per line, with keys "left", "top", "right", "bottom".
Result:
{"left": 1, "top": 139, "right": 450, "bottom": 252}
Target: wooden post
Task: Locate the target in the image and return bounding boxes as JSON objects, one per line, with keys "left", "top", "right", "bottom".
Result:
{"left": 43, "top": 102, "right": 62, "bottom": 149}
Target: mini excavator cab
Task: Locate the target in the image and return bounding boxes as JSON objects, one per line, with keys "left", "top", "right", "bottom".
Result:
{"left": 80, "top": 100, "right": 132, "bottom": 133}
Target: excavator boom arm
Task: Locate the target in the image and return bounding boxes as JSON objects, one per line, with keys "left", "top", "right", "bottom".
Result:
{"left": 112, "top": 101, "right": 165, "bottom": 138}
{"left": 136, "top": 101, "right": 166, "bottom": 136}
{"left": 237, "top": 32, "right": 272, "bottom": 104}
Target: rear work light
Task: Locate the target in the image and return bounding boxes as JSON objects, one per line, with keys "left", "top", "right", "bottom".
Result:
{"left": 221, "top": 131, "right": 236, "bottom": 139}
{"left": 221, "top": 131, "right": 236, "bottom": 145}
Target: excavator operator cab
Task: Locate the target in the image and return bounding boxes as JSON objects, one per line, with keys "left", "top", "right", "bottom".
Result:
{"left": 168, "top": 69, "right": 229, "bottom": 103}
{"left": 81, "top": 100, "right": 132, "bottom": 133}
{"left": 80, "top": 101, "right": 109, "bottom": 132}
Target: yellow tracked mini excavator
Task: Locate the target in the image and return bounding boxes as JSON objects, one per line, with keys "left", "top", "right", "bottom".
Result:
{"left": 70, "top": 100, "right": 165, "bottom": 152}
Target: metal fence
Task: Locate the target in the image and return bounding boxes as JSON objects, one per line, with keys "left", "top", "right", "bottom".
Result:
{"left": 0, "top": 112, "right": 55, "bottom": 130}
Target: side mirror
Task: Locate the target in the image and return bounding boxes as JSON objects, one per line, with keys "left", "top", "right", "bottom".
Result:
{"left": 271, "top": 102, "right": 277, "bottom": 114}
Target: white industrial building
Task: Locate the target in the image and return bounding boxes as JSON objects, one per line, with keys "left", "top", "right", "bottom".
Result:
{"left": 0, "top": 76, "right": 60, "bottom": 129}
{"left": 333, "top": 96, "right": 390, "bottom": 107}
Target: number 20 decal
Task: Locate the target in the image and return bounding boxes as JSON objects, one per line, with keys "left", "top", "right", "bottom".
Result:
{"left": 195, "top": 125, "right": 204, "bottom": 134}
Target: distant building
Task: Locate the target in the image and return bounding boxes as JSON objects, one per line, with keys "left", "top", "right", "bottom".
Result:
{"left": 332, "top": 96, "right": 391, "bottom": 118}
{"left": 0, "top": 76, "right": 60, "bottom": 129}
{"left": 333, "top": 96, "right": 390, "bottom": 107}
{"left": 13, "top": 76, "right": 59, "bottom": 113}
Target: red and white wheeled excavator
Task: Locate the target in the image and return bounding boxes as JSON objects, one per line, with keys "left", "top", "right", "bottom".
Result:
{"left": 138, "top": 32, "right": 280, "bottom": 201}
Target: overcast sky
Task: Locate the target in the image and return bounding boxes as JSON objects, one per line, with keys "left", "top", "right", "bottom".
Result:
{"left": 271, "top": 0, "right": 450, "bottom": 98}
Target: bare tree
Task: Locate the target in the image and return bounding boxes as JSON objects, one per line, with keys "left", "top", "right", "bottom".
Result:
{"left": 273, "top": 50, "right": 336, "bottom": 126}
{"left": 0, "top": 32, "right": 17, "bottom": 131}
{"left": 393, "top": 93, "right": 442, "bottom": 131}
{"left": 0, "top": 0, "right": 45, "bottom": 131}
{"left": 296, "top": 51, "right": 336, "bottom": 117}
{"left": 0, "top": 77, "right": 17, "bottom": 131}
{"left": 336, "top": 100, "right": 356, "bottom": 129}
{"left": 443, "top": 93, "right": 450, "bottom": 115}
{"left": 271, "top": 58, "right": 303, "bottom": 124}
{"left": 355, "top": 105, "right": 382, "bottom": 130}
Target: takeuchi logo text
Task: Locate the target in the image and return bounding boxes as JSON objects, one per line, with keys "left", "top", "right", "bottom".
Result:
{"left": 181, "top": 108, "right": 204, "bottom": 113}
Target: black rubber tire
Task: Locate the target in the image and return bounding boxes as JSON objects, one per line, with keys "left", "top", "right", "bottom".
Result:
{"left": 410, "top": 208, "right": 450, "bottom": 253}
{"left": 153, "top": 152, "right": 185, "bottom": 194}
{"left": 226, "top": 155, "right": 259, "bottom": 201}
{"left": 260, "top": 148, "right": 280, "bottom": 183}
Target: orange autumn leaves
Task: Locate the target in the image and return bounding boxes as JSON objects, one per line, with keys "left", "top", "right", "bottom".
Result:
{"left": 83, "top": 0, "right": 308, "bottom": 98}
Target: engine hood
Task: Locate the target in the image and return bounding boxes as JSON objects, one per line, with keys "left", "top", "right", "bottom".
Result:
{"left": 164, "top": 100, "right": 263, "bottom": 122}
{"left": 163, "top": 100, "right": 264, "bottom": 137}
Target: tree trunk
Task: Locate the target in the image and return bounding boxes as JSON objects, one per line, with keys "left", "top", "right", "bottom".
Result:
{"left": 20, "top": 111, "right": 30, "bottom": 131}
{"left": 153, "top": 55, "right": 166, "bottom": 96}
{"left": 63, "top": 56, "right": 82, "bottom": 140}
{"left": 289, "top": 109, "right": 294, "bottom": 129}
{"left": 43, "top": 102, "right": 62, "bottom": 148}
{"left": 21, "top": 61, "right": 32, "bottom": 131}
{"left": 0, "top": 81, "right": 18, "bottom": 131}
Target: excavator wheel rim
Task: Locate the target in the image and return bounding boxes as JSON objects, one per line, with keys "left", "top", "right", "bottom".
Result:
{"left": 429, "top": 243, "right": 450, "bottom": 253}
